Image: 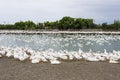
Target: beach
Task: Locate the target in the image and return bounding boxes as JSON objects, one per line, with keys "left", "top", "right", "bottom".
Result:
{"left": 0, "top": 57, "right": 120, "bottom": 80}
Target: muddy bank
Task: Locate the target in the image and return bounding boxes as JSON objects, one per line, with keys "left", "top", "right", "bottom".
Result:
{"left": 0, "top": 57, "right": 120, "bottom": 80}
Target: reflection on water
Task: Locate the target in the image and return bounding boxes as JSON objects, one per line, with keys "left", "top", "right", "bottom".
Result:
{"left": 0, "top": 33, "right": 120, "bottom": 52}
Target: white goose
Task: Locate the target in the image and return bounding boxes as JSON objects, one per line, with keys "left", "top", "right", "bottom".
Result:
{"left": 95, "top": 53, "right": 106, "bottom": 61}
{"left": 58, "top": 51, "right": 68, "bottom": 60}
{"left": 0, "top": 50, "right": 6, "bottom": 55}
{"left": 18, "top": 51, "right": 29, "bottom": 61}
{"left": 31, "top": 58, "right": 40, "bottom": 63}
{"left": 6, "top": 51, "right": 13, "bottom": 57}
{"left": 109, "top": 59, "right": 119, "bottom": 64}
{"left": 30, "top": 52, "right": 41, "bottom": 63}
{"left": 39, "top": 52, "right": 48, "bottom": 62}
{"left": 0, "top": 46, "right": 120, "bottom": 64}
{"left": 65, "top": 51, "right": 74, "bottom": 60}
{"left": 50, "top": 59, "right": 61, "bottom": 65}
{"left": 71, "top": 51, "right": 82, "bottom": 60}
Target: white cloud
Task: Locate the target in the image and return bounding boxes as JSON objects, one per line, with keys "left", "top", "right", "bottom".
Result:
{"left": 0, "top": 0, "right": 120, "bottom": 24}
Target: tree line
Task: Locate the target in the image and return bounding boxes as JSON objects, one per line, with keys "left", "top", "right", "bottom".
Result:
{"left": 0, "top": 16, "right": 120, "bottom": 30}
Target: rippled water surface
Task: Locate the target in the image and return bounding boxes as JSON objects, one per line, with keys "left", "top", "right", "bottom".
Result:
{"left": 0, "top": 33, "right": 120, "bottom": 52}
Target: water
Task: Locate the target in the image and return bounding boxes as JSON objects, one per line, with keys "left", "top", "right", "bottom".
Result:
{"left": 0, "top": 33, "right": 120, "bottom": 52}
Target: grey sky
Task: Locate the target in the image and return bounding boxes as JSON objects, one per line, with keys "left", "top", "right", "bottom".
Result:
{"left": 0, "top": 0, "right": 120, "bottom": 24}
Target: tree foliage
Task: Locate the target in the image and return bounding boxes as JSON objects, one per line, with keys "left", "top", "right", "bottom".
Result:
{"left": 0, "top": 17, "right": 120, "bottom": 31}
{"left": 14, "top": 21, "right": 36, "bottom": 30}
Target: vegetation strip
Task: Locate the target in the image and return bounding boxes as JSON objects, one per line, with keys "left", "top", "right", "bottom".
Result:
{"left": 0, "top": 16, "right": 120, "bottom": 30}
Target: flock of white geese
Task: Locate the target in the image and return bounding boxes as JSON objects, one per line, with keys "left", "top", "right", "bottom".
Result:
{"left": 0, "top": 47, "right": 120, "bottom": 64}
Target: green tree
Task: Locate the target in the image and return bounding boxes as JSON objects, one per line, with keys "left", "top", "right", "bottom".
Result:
{"left": 24, "top": 21, "right": 36, "bottom": 30}
{"left": 74, "top": 18, "right": 84, "bottom": 29}
{"left": 14, "top": 21, "right": 25, "bottom": 29}
{"left": 36, "top": 23, "right": 45, "bottom": 29}
{"left": 59, "top": 16, "right": 74, "bottom": 30}
{"left": 113, "top": 20, "right": 120, "bottom": 30}
{"left": 102, "top": 22, "right": 108, "bottom": 30}
{"left": 14, "top": 21, "right": 36, "bottom": 30}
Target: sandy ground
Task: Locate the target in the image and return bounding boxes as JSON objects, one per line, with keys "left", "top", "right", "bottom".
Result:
{"left": 0, "top": 57, "right": 120, "bottom": 80}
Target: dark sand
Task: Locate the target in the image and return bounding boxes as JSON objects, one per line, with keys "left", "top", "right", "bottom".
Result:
{"left": 0, "top": 57, "right": 120, "bottom": 80}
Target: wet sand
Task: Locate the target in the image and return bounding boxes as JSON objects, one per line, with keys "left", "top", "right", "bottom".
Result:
{"left": 0, "top": 57, "right": 120, "bottom": 80}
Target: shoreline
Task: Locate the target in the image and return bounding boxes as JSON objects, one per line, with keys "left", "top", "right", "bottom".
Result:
{"left": 0, "top": 57, "right": 120, "bottom": 80}
{"left": 0, "top": 30, "right": 120, "bottom": 34}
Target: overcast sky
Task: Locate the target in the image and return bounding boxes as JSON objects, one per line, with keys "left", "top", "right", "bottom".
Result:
{"left": 0, "top": 0, "right": 120, "bottom": 24}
